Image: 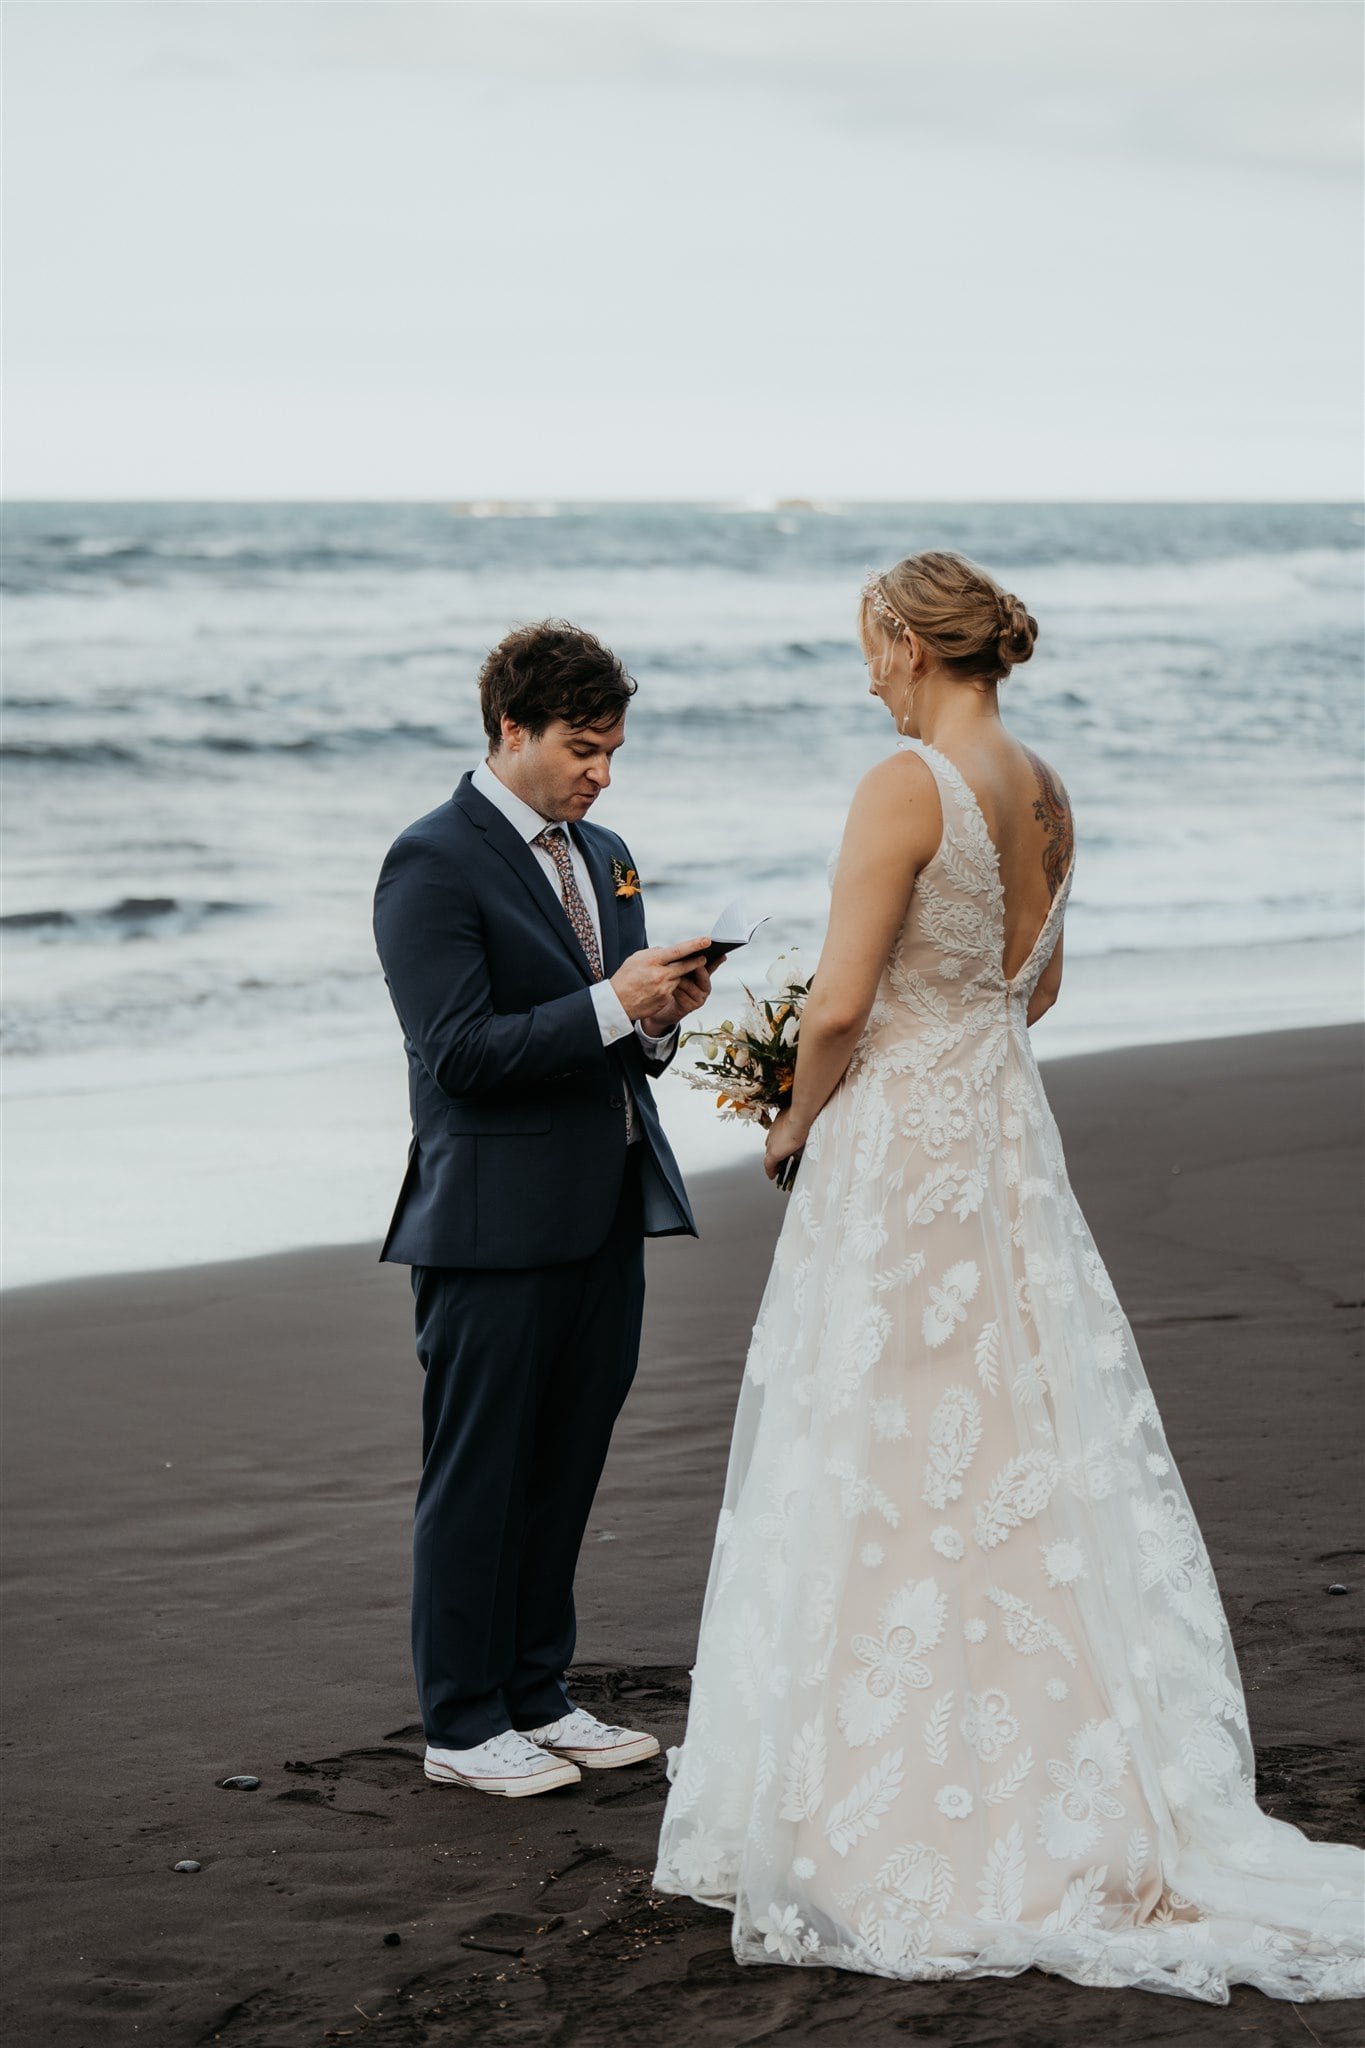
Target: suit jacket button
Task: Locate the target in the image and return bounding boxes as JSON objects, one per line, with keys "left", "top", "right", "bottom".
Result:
{"left": 608, "top": 1094, "right": 622, "bottom": 1109}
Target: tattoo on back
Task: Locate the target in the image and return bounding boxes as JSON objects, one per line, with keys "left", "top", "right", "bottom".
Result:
{"left": 1024, "top": 747, "right": 1073, "bottom": 898}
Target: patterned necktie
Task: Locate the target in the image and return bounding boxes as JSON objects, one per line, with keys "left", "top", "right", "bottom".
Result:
{"left": 533, "top": 826, "right": 603, "bottom": 979}
{"left": 533, "top": 826, "right": 636, "bottom": 1141}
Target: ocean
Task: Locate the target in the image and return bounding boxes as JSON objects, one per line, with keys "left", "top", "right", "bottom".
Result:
{"left": 3, "top": 500, "right": 1362, "bottom": 1283}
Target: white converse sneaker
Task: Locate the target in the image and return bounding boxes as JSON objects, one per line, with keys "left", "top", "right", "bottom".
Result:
{"left": 424, "top": 1728, "right": 582, "bottom": 1796}
{"left": 523, "top": 1707, "right": 661, "bottom": 1770}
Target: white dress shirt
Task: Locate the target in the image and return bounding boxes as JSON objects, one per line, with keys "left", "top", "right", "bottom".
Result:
{"left": 470, "top": 758, "right": 678, "bottom": 1074}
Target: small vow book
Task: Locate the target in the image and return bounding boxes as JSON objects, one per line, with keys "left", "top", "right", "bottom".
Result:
{"left": 702, "top": 901, "right": 769, "bottom": 971}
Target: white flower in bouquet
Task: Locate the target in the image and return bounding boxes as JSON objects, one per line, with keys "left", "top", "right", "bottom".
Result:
{"left": 766, "top": 947, "right": 807, "bottom": 996}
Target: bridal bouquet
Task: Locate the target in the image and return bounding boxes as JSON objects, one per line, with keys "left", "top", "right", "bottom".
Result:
{"left": 680, "top": 949, "right": 810, "bottom": 1191}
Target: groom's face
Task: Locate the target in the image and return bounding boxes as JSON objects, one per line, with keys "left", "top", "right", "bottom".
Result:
{"left": 495, "top": 713, "right": 627, "bottom": 823}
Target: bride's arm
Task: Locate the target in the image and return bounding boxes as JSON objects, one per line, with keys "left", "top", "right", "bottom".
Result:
{"left": 766, "top": 755, "right": 938, "bottom": 1174}
{"left": 1026, "top": 931, "right": 1064, "bottom": 1026}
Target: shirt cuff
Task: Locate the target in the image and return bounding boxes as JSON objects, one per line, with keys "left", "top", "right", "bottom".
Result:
{"left": 590, "top": 977, "right": 635, "bottom": 1046}
{"left": 635, "top": 1020, "right": 680, "bottom": 1058}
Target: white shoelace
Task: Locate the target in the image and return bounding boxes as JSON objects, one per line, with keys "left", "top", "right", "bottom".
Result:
{"left": 547, "top": 1709, "right": 627, "bottom": 1742}
{"left": 480, "top": 1729, "right": 548, "bottom": 1769}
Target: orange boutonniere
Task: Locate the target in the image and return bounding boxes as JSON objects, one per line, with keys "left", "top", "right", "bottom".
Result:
{"left": 611, "top": 859, "right": 642, "bottom": 899}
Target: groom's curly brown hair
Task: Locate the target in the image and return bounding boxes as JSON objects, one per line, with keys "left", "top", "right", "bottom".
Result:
{"left": 479, "top": 620, "right": 638, "bottom": 749}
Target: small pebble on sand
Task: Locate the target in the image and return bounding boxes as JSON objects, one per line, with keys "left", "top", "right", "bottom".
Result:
{"left": 173, "top": 1860, "right": 201, "bottom": 1873}
{"left": 220, "top": 1775, "right": 261, "bottom": 1790}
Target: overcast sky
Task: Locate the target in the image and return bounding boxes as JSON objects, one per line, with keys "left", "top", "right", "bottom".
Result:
{"left": 5, "top": 1, "right": 1361, "bottom": 500}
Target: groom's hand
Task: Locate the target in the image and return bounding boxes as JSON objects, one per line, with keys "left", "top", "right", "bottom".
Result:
{"left": 637, "top": 954, "right": 713, "bottom": 1037}
{"left": 611, "top": 937, "right": 711, "bottom": 1028}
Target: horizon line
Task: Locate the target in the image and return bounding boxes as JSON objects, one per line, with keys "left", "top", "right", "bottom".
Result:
{"left": 5, "top": 494, "right": 1363, "bottom": 510}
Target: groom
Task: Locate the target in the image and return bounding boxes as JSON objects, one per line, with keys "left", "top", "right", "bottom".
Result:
{"left": 373, "top": 621, "right": 711, "bottom": 1797}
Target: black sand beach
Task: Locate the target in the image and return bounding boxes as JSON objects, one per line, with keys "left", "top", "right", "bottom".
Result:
{"left": 2, "top": 1025, "right": 1362, "bottom": 2046}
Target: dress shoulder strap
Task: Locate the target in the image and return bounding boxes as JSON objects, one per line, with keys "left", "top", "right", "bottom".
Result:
{"left": 893, "top": 737, "right": 1006, "bottom": 916}
{"left": 894, "top": 735, "right": 975, "bottom": 831}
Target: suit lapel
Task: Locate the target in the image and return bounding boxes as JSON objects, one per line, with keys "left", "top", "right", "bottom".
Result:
{"left": 453, "top": 774, "right": 597, "bottom": 984}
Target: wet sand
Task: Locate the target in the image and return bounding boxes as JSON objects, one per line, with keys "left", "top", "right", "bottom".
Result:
{"left": 2, "top": 1025, "right": 1362, "bottom": 2045}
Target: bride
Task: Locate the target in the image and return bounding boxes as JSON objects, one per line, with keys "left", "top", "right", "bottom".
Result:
{"left": 653, "top": 550, "right": 1363, "bottom": 2003}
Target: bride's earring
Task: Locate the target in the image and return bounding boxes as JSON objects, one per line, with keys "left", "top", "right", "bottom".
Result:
{"left": 897, "top": 651, "right": 919, "bottom": 734}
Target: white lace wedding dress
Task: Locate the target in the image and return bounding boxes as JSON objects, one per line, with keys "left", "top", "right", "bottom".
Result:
{"left": 654, "top": 737, "right": 1364, "bottom": 2003}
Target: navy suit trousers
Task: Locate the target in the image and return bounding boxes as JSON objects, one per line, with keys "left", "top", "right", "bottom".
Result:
{"left": 409, "top": 1148, "right": 645, "bottom": 1748}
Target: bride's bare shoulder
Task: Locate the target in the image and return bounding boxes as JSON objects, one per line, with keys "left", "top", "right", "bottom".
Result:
{"left": 844, "top": 747, "right": 942, "bottom": 863}
{"left": 852, "top": 746, "right": 939, "bottom": 807}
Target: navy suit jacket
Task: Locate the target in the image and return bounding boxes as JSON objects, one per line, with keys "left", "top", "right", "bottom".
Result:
{"left": 373, "top": 771, "right": 698, "bottom": 1268}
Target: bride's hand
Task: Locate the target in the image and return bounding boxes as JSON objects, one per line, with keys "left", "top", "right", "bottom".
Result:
{"left": 764, "top": 1107, "right": 808, "bottom": 1182}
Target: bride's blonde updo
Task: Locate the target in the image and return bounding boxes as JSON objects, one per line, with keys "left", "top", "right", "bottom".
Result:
{"left": 860, "top": 549, "right": 1038, "bottom": 686}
